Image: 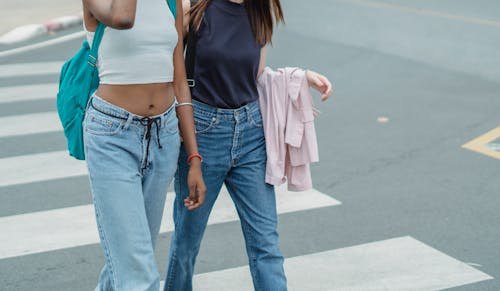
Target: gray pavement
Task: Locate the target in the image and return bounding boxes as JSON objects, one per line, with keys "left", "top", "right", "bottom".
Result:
{"left": 0, "top": 1, "right": 499, "bottom": 290}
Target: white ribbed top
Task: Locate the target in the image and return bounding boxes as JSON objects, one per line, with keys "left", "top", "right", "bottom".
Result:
{"left": 85, "top": 0, "right": 177, "bottom": 84}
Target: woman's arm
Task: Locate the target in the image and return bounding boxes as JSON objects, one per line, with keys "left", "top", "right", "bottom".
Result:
{"left": 82, "top": 0, "right": 137, "bottom": 29}
{"left": 257, "top": 47, "right": 332, "bottom": 101}
{"left": 257, "top": 47, "right": 267, "bottom": 79}
{"left": 173, "top": 0, "right": 206, "bottom": 210}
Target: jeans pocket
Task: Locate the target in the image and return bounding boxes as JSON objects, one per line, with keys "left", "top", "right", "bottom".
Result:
{"left": 249, "top": 109, "right": 263, "bottom": 128}
{"left": 84, "top": 112, "right": 123, "bottom": 136}
{"left": 194, "top": 114, "right": 217, "bottom": 134}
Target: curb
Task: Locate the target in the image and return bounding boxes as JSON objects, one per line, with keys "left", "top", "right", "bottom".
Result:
{"left": 0, "top": 15, "right": 82, "bottom": 45}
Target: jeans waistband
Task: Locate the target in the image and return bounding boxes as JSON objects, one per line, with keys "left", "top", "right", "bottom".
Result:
{"left": 90, "top": 94, "right": 176, "bottom": 127}
{"left": 192, "top": 99, "right": 260, "bottom": 120}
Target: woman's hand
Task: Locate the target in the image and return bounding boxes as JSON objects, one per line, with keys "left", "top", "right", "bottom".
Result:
{"left": 184, "top": 159, "right": 206, "bottom": 210}
{"left": 306, "top": 70, "right": 333, "bottom": 101}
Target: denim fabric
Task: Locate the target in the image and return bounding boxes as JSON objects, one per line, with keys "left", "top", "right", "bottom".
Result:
{"left": 84, "top": 95, "right": 180, "bottom": 291}
{"left": 164, "top": 99, "right": 287, "bottom": 291}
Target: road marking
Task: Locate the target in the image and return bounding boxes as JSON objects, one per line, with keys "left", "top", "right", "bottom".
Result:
{"left": 165, "top": 236, "right": 491, "bottom": 291}
{"left": 0, "top": 151, "right": 85, "bottom": 188}
{"left": 342, "top": 0, "right": 500, "bottom": 28}
{"left": 0, "top": 31, "right": 85, "bottom": 58}
{"left": 462, "top": 126, "right": 500, "bottom": 160}
{"left": 0, "top": 185, "right": 340, "bottom": 259}
{"left": 0, "top": 61, "right": 63, "bottom": 78}
{"left": 0, "top": 112, "right": 61, "bottom": 138}
{"left": 0, "top": 83, "right": 57, "bottom": 104}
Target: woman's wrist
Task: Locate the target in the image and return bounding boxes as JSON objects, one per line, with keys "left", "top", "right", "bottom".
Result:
{"left": 188, "top": 158, "right": 202, "bottom": 170}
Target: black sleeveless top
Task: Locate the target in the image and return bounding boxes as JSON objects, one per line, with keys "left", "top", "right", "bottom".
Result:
{"left": 191, "top": 0, "right": 262, "bottom": 109}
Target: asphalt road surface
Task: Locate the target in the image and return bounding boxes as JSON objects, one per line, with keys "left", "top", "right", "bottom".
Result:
{"left": 0, "top": 1, "right": 499, "bottom": 290}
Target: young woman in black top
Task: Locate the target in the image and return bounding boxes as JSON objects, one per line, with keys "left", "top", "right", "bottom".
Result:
{"left": 164, "top": 1, "right": 332, "bottom": 290}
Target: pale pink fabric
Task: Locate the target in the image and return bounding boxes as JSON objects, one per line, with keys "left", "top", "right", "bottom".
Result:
{"left": 257, "top": 67, "right": 319, "bottom": 191}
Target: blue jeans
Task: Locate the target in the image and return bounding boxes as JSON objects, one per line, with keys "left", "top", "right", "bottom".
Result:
{"left": 164, "top": 99, "right": 287, "bottom": 291}
{"left": 84, "top": 95, "right": 180, "bottom": 291}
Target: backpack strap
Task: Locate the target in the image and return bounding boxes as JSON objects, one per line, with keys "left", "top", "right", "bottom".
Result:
{"left": 88, "top": 23, "right": 106, "bottom": 68}
{"left": 167, "top": 0, "right": 176, "bottom": 18}
{"left": 185, "top": 0, "right": 199, "bottom": 88}
{"left": 86, "top": 23, "right": 106, "bottom": 107}
{"left": 185, "top": 23, "right": 197, "bottom": 88}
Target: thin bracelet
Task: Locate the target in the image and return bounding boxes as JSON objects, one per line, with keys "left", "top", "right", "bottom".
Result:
{"left": 176, "top": 102, "right": 193, "bottom": 108}
{"left": 187, "top": 153, "right": 203, "bottom": 164}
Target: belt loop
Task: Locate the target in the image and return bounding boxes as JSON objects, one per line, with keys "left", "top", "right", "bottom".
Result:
{"left": 215, "top": 108, "right": 221, "bottom": 121}
{"left": 124, "top": 113, "right": 134, "bottom": 130}
{"left": 244, "top": 103, "right": 250, "bottom": 122}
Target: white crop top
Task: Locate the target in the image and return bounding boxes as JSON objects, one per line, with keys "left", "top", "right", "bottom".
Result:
{"left": 85, "top": 0, "right": 177, "bottom": 84}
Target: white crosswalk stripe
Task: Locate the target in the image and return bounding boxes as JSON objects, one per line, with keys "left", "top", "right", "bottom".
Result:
{"left": 0, "top": 151, "right": 86, "bottom": 187}
{"left": 184, "top": 236, "right": 493, "bottom": 291}
{"left": 0, "top": 62, "right": 63, "bottom": 78}
{"left": 0, "top": 60, "right": 494, "bottom": 290}
{"left": 0, "top": 185, "right": 340, "bottom": 259}
{"left": 0, "top": 83, "right": 57, "bottom": 104}
{"left": 0, "top": 111, "right": 61, "bottom": 138}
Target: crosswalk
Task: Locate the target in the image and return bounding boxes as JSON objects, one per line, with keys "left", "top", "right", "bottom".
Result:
{"left": 0, "top": 60, "right": 494, "bottom": 290}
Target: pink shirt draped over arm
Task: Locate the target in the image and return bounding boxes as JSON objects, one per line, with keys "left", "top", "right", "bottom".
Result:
{"left": 257, "top": 67, "right": 320, "bottom": 191}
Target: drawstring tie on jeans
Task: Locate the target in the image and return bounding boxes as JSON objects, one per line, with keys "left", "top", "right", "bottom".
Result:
{"left": 139, "top": 116, "right": 162, "bottom": 169}
{"left": 90, "top": 100, "right": 164, "bottom": 170}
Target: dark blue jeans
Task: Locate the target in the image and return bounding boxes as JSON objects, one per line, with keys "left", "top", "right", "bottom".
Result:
{"left": 164, "top": 100, "right": 287, "bottom": 291}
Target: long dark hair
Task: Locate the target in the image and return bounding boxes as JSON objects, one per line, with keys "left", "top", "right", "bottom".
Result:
{"left": 189, "top": 0, "right": 284, "bottom": 45}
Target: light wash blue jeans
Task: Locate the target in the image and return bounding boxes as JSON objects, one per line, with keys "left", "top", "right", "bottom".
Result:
{"left": 84, "top": 95, "right": 180, "bottom": 291}
{"left": 164, "top": 99, "right": 287, "bottom": 291}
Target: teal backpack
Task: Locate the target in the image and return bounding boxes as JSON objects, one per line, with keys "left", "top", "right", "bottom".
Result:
{"left": 56, "top": 1, "right": 177, "bottom": 160}
{"left": 56, "top": 23, "right": 105, "bottom": 160}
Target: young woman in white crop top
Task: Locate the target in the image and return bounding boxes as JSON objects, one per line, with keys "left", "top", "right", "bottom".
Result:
{"left": 82, "top": 1, "right": 206, "bottom": 290}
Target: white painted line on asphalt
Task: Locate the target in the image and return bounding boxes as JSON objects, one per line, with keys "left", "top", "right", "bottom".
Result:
{"left": 0, "top": 31, "right": 85, "bottom": 58}
{"left": 0, "top": 83, "right": 57, "bottom": 104}
{"left": 177, "top": 236, "right": 493, "bottom": 291}
{"left": 0, "top": 185, "right": 340, "bottom": 259}
{"left": 0, "top": 111, "right": 61, "bottom": 138}
{"left": 0, "top": 61, "right": 63, "bottom": 78}
{"left": 0, "top": 151, "right": 85, "bottom": 188}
